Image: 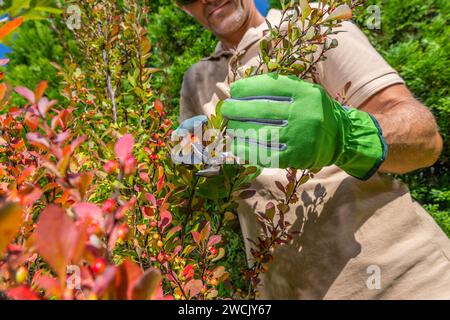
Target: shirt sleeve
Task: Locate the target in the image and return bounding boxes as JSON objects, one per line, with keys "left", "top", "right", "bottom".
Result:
{"left": 179, "top": 67, "right": 199, "bottom": 123}
{"left": 315, "top": 21, "right": 405, "bottom": 108}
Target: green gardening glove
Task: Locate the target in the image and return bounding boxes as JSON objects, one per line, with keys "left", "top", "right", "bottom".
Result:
{"left": 220, "top": 73, "right": 387, "bottom": 180}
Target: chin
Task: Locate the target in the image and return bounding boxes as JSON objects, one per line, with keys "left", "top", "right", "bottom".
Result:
{"left": 210, "top": 10, "right": 246, "bottom": 36}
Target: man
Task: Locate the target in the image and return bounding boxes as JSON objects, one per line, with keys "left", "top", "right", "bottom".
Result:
{"left": 175, "top": 0, "right": 450, "bottom": 299}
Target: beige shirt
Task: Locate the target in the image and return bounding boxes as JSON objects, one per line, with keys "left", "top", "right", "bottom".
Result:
{"left": 179, "top": 9, "right": 450, "bottom": 299}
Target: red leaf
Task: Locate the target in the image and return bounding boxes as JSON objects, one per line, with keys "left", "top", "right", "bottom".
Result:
{"left": 139, "top": 171, "right": 150, "bottom": 183}
{"left": 37, "top": 97, "right": 57, "bottom": 117}
{"left": 0, "top": 17, "right": 23, "bottom": 40}
{"left": 166, "top": 226, "right": 181, "bottom": 240}
{"left": 26, "top": 132, "right": 49, "bottom": 149}
{"left": 6, "top": 286, "right": 40, "bottom": 300}
{"left": 184, "top": 279, "right": 203, "bottom": 298}
{"left": 142, "top": 207, "right": 154, "bottom": 219}
{"left": 70, "top": 136, "right": 86, "bottom": 153}
{"left": 52, "top": 130, "right": 71, "bottom": 145}
{"left": 191, "top": 231, "right": 201, "bottom": 246}
{"left": 72, "top": 202, "right": 103, "bottom": 224}
{"left": 276, "top": 180, "right": 286, "bottom": 192}
{"left": 145, "top": 193, "right": 157, "bottom": 207}
{"left": 157, "top": 175, "right": 164, "bottom": 192}
{"left": 154, "top": 99, "right": 164, "bottom": 115}
{"left": 115, "top": 196, "right": 136, "bottom": 220}
{"left": 25, "top": 111, "right": 39, "bottom": 131}
{"left": 238, "top": 189, "right": 257, "bottom": 200}
{"left": 131, "top": 268, "right": 162, "bottom": 300}
{"left": 93, "top": 266, "right": 116, "bottom": 298}
{"left": 115, "top": 134, "right": 134, "bottom": 164}
{"left": 19, "top": 186, "right": 42, "bottom": 207}
{"left": 207, "top": 235, "right": 221, "bottom": 248}
{"left": 32, "top": 271, "right": 62, "bottom": 299}
{"left": 174, "top": 245, "right": 182, "bottom": 255}
{"left": 115, "top": 259, "right": 142, "bottom": 300}
{"left": 15, "top": 86, "right": 35, "bottom": 104}
{"left": 182, "top": 265, "right": 194, "bottom": 281}
{"left": 158, "top": 210, "right": 172, "bottom": 233}
{"left": 35, "top": 205, "right": 88, "bottom": 280}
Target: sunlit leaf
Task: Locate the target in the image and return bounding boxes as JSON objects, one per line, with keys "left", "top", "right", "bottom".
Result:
{"left": 0, "top": 203, "right": 23, "bottom": 256}
{"left": 15, "top": 86, "right": 35, "bottom": 104}
{"left": 299, "top": 0, "right": 312, "bottom": 23}
{"left": 0, "top": 17, "right": 24, "bottom": 41}
{"left": 324, "top": 4, "right": 352, "bottom": 22}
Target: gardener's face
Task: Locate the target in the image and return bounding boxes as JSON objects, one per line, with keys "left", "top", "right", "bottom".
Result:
{"left": 178, "top": 0, "right": 250, "bottom": 37}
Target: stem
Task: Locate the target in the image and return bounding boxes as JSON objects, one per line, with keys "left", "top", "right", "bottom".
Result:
{"left": 180, "top": 175, "right": 200, "bottom": 244}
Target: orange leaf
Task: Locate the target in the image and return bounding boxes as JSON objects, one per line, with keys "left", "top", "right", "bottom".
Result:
{"left": 131, "top": 268, "right": 162, "bottom": 300}
{"left": 34, "top": 81, "right": 48, "bottom": 102}
{"left": 0, "top": 83, "right": 7, "bottom": 101}
{"left": 115, "top": 259, "right": 142, "bottom": 300}
{"left": 0, "top": 202, "right": 23, "bottom": 256}
{"left": 154, "top": 99, "right": 164, "bottom": 115}
{"left": 17, "top": 166, "right": 36, "bottom": 184}
{"left": 0, "top": 17, "right": 24, "bottom": 41}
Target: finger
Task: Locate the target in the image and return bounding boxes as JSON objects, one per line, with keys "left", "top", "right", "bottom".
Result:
{"left": 179, "top": 115, "right": 208, "bottom": 131}
{"left": 172, "top": 115, "right": 208, "bottom": 139}
{"left": 226, "top": 119, "right": 287, "bottom": 147}
{"left": 221, "top": 96, "right": 291, "bottom": 122}
{"left": 230, "top": 73, "right": 313, "bottom": 98}
{"left": 230, "top": 137, "right": 286, "bottom": 168}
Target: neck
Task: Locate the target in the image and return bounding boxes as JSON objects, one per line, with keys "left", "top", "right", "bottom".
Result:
{"left": 219, "top": 9, "right": 265, "bottom": 50}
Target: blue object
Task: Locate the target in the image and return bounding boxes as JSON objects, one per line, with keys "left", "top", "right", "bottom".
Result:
{"left": 0, "top": 43, "right": 11, "bottom": 59}
{"left": 0, "top": 14, "right": 12, "bottom": 60}
{"left": 255, "top": 0, "right": 270, "bottom": 16}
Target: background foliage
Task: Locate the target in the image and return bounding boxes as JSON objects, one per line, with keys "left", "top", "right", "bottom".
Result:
{"left": 147, "top": 0, "right": 217, "bottom": 112}
{"left": 352, "top": 0, "right": 450, "bottom": 236}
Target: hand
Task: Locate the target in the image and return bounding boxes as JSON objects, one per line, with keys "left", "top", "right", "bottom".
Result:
{"left": 172, "top": 115, "right": 208, "bottom": 139}
{"left": 220, "top": 73, "right": 387, "bottom": 180}
{"left": 171, "top": 115, "right": 208, "bottom": 165}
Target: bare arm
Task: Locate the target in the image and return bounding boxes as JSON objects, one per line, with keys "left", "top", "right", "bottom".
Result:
{"left": 360, "top": 84, "right": 443, "bottom": 174}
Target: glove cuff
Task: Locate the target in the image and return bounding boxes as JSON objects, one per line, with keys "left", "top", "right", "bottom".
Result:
{"left": 335, "top": 106, "right": 387, "bottom": 180}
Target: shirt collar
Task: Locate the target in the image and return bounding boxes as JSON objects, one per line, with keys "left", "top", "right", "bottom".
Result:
{"left": 201, "top": 9, "right": 282, "bottom": 61}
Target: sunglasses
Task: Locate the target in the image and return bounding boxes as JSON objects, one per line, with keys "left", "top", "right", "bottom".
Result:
{"left": 176, "top": 0, "right": 198, "bottom": 5}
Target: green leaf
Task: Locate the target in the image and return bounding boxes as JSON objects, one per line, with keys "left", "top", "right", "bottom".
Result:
{"left": 265, "top": 202, "right": 276, "bottom": 221}
{"left": 267, "top": 61, "right": 279, "bottom": 71}
{"left": 34, "top": 6, "right": 63, "bottom": 14}
{"left": 197, "top": 175, "right": 228, "bottom": 201}
{"left": 299, "top": 0, "right": 312, "bottom": 23}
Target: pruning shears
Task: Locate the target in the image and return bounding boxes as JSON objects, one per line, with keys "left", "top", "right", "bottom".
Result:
{"left": 170, "top": 115, "right": 238, "bottom": 177}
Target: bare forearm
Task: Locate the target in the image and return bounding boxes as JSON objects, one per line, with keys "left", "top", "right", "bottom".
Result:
{"left": 360, "top": 85, "right": 443, "bottom": 174}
